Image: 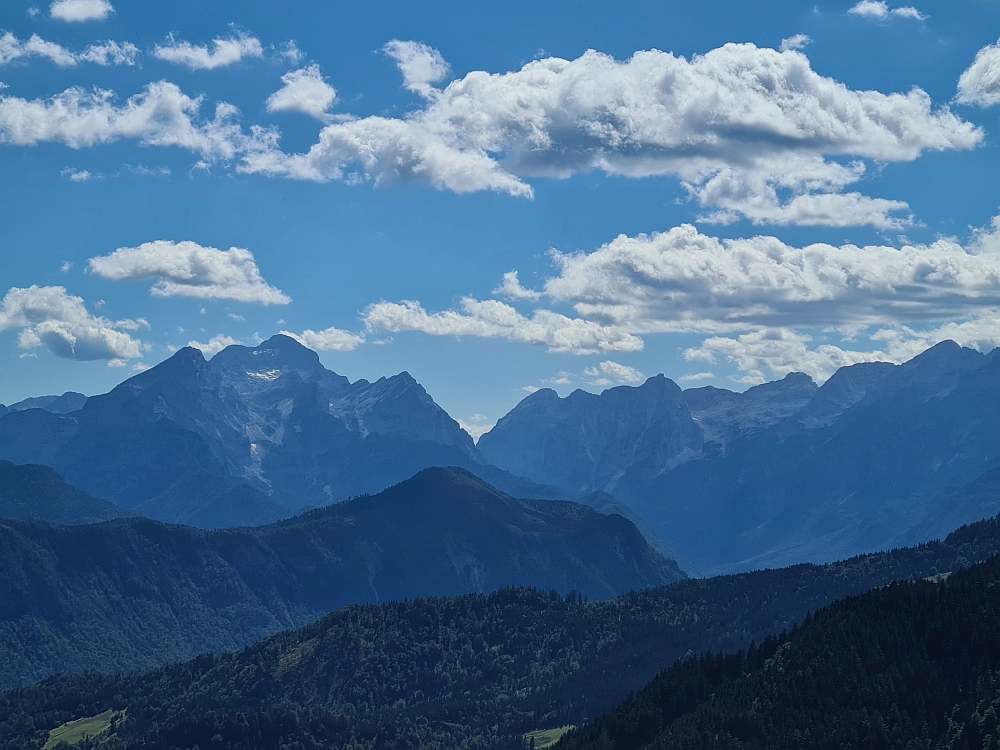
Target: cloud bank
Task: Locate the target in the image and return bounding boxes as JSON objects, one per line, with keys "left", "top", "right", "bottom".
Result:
{"left": 242, "top": 41, "right": 979, "bottom": 228}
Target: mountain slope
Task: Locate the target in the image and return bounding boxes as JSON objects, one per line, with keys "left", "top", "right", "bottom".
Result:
{"left": 558, "top": 550, "right": 1000, "bottom": 750}
{"left": 0, "top": 335, "right": 561, "bottom": 527}
{"left": 0, "top": 467, "right": 682, "bottom": 692}
{"left": 4, "top": 514, "right": 1000, "bottom": 749}
{"left": 646, "top": 341, "right": 1000, "bottom": 573}
{"left": 479, "top": 376, "right": 705, "bottom": 497}
{"left": 0, "top": 461, "right": 132, "bottom": 525}
{"left": 4, "top": 393, "right": 88, "bottom": 415}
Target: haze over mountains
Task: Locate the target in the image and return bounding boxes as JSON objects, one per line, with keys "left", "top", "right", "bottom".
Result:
{"left": 481, "top": 341, "right": 1000, "bottom": 573}
{"left": 0, "top": 466, "right": 681, "bottom": 692}
{"left": 4, "top": 336, "right": 1000, "bottom": 576}
{"left": 6, "top": 511, "right": 1000, "bottom": 749}
{"left": 0, "top": 335, "right": 563, "bottom": 529}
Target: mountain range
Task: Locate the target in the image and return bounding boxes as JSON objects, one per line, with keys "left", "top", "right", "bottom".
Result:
{"left": 0, "top": 466, "right": 681, "bottom": 692}
{"left": 5, "top": 336, "right": 1000, "bottom": 578}
{"left": 0, "top": 335, "right": 564, "bottom": 529}
{"left": 481, "top": 341, "right": 1000, "bottom": 573}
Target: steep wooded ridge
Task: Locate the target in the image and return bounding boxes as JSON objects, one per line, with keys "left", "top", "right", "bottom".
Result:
{"left": 558, "top": 550, "right": 1000, "bottom": 750}
{"left": 4, "top": 515, "right": 1000, "bottom": 750}
{"left": 0, "top": 461, "right": 132, "bottom": 525}
{"left": 0, "top": 335, "right": 563, "bottom": 529}
{"left": 0, "top": 467, "right": 681, "bottom": 692}
{"left": 481, "top": 341, "right": 1000, "bottom": 573}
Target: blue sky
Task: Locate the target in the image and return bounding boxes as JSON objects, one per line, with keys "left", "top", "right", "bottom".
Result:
{"left": 3, "top": 0, "right": 1000, "bottom": 436}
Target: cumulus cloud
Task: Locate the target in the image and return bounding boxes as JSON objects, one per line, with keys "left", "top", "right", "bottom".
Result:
{"left": 388, "top": 217, "right": 1000, "bottom": 380}
{"left": 280, "top": 326, "right": 365, "bottom": 351}
{"left": 241, "top": 42, "right": 977, "bottom": 228}
{"left": 88, "top": 240, "right": 290, "bottom": 305}
{"left": 780, "top": 34, "right": 811, "bottom": 52}
{"left": 583, "top": 360, "right": 645, "bottom": 385}
{"left": 0, "top": 285, "right": 142, "bottom": 362}
{"left": 848, "top": 1, "right": 927, "bottom": 20}
{"left": 686, "top": 328, "right": 887, "bottom": 384}
{"left": 0, "top": 33, "right": 137, "bottom": 67}
{"left": 266, "top": 64, "right": 337, "bottom": 120}
{"left": 493, "top": 270, "right": 541, "bottom": 301}
{"left": 49, "top": 0, "right": 113, "bottom": 22}
{"left": 79, "top": 40, "right": 138, "bottom": 66}
{"left": 363, "top": 298, "right": 643, "bottom": 355}
{"left": 541, "top": 223, "right": 1000, "bottom": 332}
{"left": 382, "top": 40, "right": 451, "bottom": 98}
{"left": 188, "top": 334, "right": 242, "bottom": 357}
{"left": 0, "top": 81, "right": 272, "bottom": 161}
{"left": 0, "top": 32, "right": 76, "bottom": 67}
{"left": 153, "top": 33, "right": 263, "bottom": 71}
{"left": 957, "top": 40, "right": 1000, "bottom": 108}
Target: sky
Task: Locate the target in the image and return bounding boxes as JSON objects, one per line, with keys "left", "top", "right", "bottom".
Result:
{"left": 3, "top": 0, "right": 1000, "bottom": 437}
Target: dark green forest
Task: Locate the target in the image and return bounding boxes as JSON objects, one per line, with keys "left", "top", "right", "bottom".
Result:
{"left": 4, "top": 515, "right": 1000, "bottom": 750}
{"left": 557, "top": 551, "right": 1000, "bottom": 750}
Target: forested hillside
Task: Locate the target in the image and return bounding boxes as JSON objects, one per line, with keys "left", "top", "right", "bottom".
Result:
{"left": 4, "top": 515, "right": 1000, "bottom": 750}
{"left": 558, "top": 551, "right": 1000, "bottom": 750}
{"left": 0, "top": 467, "right": 680, "bottom": 691}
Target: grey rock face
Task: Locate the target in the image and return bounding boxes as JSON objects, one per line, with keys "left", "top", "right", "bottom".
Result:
{"left": 0, "top": 335, "right": 514, "bottom": 527}
{"left": 479, "top": 375, "right": 705, "bottom": 498}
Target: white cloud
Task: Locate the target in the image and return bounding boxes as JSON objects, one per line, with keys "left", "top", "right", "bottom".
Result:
{"left": 60, "top": 261, "right": 73, "bottom": 272}
{"left": 493, "top": 270, "right": 541, "bottom": 301}
{"left": 0, "top": 32, "right": 76, "bottom": 67}
{"left": 957, "top": 40, "right": 1000, "bottom": 108}
{"left": 0, "top": 33, "right": 137, "bottom": 67}
{"left": 521, "top": 385, "right": 540, "bottom": 393}
{"left": 88, "top": 240, "right": 290, "bottom": 305}
{"left": 780, "top": 34, "right": 811, "bottom": 52}
{"left": 153, "top": 33, "right": 264, "bottom": 71}
{"left": 0, "top": 285, "right": 142, "bottom": 362}
{"left": 382, "top": 40, "right": 451, "bottom": 98}
{"left": 266, "top": 65, "right": 337, "bottom": 120}
{"left": 458, "top": 414, "right": 494, "bottom": 442}
{"left": 584, "top": 360, "right": 645, "bottom": 385}
{"left": 281, "top": 326, "right": 365, "bottom": 351}
{"left": 686, "top": 328, "right": 886, "bottom": 384}
{"left": 543, "top": 371, "right": 574, "bottom": 385}
{"left": 0, "top": 81, "right": 273, "bottom": 162}
{"left": 847, "top": 1, "right": 927, "bottom": 20}
{"left": 50, "top": 0, "right": 113, "bottom": 22}
{"left": 188, "top": 334, "right": 242, "bottom": 357}
{"left": 241, "top": 42, "right": 978, "bottom": 228}
{"left": 79, "top": 40, "right": 138, "bottom": 66}
{"left": 280, "top": 41, "right": 304, "bottom": 65}
{"left": 541, "top": 223, "right": 1000, "bottom": 332}
{"left": 61, "top": 167, "right": 94, "bottom": 181}
{"left": 678, "top": 371, "right": 715, "bottom": 382}
{"left": 364, "top": 298, "right": 643, "bottom": 355}
{"left": 228, "top": 313, "right": 245, "bottom": 321}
